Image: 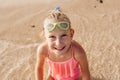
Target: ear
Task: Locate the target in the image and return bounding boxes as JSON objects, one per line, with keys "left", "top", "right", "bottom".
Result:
{"left": 40, "top": 31, "right": 45, "bottom": 39}
{"left": 70, "top": 28, "right": 74, "bottom": 38}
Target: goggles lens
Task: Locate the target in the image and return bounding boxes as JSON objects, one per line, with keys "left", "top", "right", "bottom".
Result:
{"left": 60, "top": 22, "right": 68, "bottom": 28}
{"left": 46, "top": 21, "right": 69, "bottom": 32}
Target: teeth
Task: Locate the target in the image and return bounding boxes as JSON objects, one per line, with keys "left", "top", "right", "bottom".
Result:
{"left": 58, "top": 47, "right": 62, "bottom": 49}
{"left": 55, "top": 46, "right": 65, "bottom": 50}
{"left": 56, "top": 48, "right": 62, "bottom": 50}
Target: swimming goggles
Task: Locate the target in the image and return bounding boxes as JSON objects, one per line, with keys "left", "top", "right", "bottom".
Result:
{"left": 45, "top": 21, "right": 70, "bottom": 32}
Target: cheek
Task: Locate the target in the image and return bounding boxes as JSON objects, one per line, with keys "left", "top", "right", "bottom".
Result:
{"left": 47, "top": 42, "right": 54, "bottom": 49}
{"left": 47, "top": 40, "right": 53, "bottom": 45}
{"left": 47, "top": 39, "right": 55, "bottom": 47}
{"left": 62, "top": 36, "right": 71, "bottom": 42}
{"left": 62, "top": 38, "right": 68, "bottom": 42}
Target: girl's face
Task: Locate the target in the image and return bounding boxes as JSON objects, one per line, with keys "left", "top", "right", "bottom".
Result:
{"left": 44, "top": 19, "right": 74, "bottom": 55}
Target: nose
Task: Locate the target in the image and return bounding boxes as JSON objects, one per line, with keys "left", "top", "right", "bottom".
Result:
{"left": 55, "top": 38, "right": 62, "bottom": 46}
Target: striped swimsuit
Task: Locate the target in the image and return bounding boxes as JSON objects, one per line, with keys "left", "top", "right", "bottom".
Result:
{"left": 46, "top": 51, "right": 81, "bottom": 80}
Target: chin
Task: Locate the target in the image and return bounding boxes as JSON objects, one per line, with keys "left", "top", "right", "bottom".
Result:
{"left": 54, "top": 47, "right": 68, "bottom": 55}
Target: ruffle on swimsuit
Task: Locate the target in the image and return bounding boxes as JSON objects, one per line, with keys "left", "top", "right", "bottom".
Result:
{"left": 46, "top": 49, "right": 81, "bottom": 80}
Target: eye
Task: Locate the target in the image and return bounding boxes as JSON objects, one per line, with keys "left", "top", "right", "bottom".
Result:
{"left": 49, "top": 36, "right": 56, "bottom": 38}
{"left": 48, "top": 36, "right": 56, "bottom": 41}
{"left": 61, "top": 34, "right": 67, "bottom": 37}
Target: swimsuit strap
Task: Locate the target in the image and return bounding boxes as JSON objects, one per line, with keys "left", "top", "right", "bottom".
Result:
{"left": 46, "top": 50, "right": 50, "bottom": 57}
{"left": 71, "top": 45, "right": 75, "bottom": 58}
{"left": 71, "top": 45, "right": 78, "bottom": 62}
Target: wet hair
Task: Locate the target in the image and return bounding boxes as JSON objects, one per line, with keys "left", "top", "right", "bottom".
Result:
{"left": 44, "top": 7, "right": 71, "bottom": 27}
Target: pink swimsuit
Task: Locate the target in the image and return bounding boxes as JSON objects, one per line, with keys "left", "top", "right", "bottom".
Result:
{"left": 46, "top": 51, "right": 81, "bottom": 80}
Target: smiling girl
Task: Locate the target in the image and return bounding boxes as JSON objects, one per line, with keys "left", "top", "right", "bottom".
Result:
{"left": 35, "top": 7, "right": 90, "bottom": 80}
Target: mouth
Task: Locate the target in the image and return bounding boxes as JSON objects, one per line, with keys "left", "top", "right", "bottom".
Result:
{"left": 54, "top": 46, "right": 65, "bottom": 51}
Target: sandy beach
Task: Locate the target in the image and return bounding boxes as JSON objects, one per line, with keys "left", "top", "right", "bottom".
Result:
{"left": 0, "top": 0, "right": 120, "bottom": 80}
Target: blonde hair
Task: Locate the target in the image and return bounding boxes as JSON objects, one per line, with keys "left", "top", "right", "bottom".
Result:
{"left": 41, "top": 7, "right": 71, "bottom": 39}
{"left": 44, "top": 8, "right": 71, "bottom": 27}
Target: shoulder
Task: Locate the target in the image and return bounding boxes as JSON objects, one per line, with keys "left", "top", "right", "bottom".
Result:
{"left": 71, "top": 40, "right": 87, "bottom": 61}
{"left": 36, "top": 42, "right": 48, "bottom": 67}
{"left": 72, "top": 41, "right": 90, "bottom": 79}
{"left": 37, "top": 42, "right": 48, "bottom": 58}
{"left": 72, "top": 40, "right": 86, "bottom": 55}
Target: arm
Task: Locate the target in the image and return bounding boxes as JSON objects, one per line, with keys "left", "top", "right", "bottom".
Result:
{"left": 35, "top": 44, "right": 47, "bottom": 80}
{"left": 78, "top": 53, "right": 90, "bottom": 80}
{"left": 73, "top": 41, "right": 90, "bottom": 80}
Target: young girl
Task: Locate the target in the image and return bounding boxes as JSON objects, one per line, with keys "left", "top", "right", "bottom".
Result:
{"left": 35, "top": 7, "right": 90, "bottom": 80}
